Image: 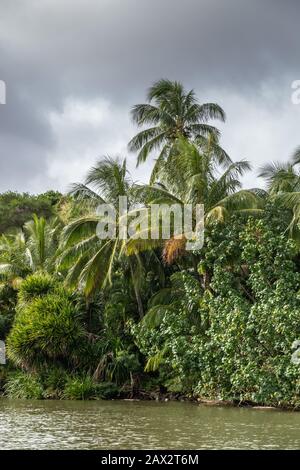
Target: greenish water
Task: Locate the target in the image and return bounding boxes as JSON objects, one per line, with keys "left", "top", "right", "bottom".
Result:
{"left": 0, "top": 399, "right": 300, "bottom": 449}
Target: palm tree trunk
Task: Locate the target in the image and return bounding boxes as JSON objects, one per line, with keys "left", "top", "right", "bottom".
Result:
{"left": 129, "top": 261, "right": 144, "bottom": 319}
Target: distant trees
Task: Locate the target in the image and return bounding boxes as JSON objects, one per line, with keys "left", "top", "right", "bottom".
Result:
{"left": 0, "top": 191, "right": 61, "bottom": 233}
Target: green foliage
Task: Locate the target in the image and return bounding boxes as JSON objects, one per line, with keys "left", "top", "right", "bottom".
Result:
{"left": 59, "top": 158, "right": 142, "bottom": 300}
{"left": 128, "top": 79, "right": 225, "bottom": 167}
{"left": 0, "top": 366, "right": 8, "bottom": 394}
{"left": 7, "top": 286, "right": 86, "bottom": 370}
{"left": 63, "top": 374, "right": 96, "bottom": 400}
{"left": 94, "top": 382, "right": 120, "bottom": 399}
{"left": 133, "top": 210, "right": 300, "bottom": 406}
{"left": 133, "top": 270, "right": 203, "bottom": 388}
{"left": 63, "top": 375, "right": 120, "bottom": 400}
{"left": 192, "top": 215, "right": 300, "bottom": 406}
{"left": 40, "top": 366, "right": 69, "bottom": 399}
{"left": 3, "top": 368, "right": 121, "bottom": 401}
{"left": 0, "top": 215, "right": 61, "bottom": 282}
{"left": 17, "top": 272, "right": 56, "bottom": 303}
{"left": 95, "top": 350, "right": 140, "bottom": 385}
{"left": 4, "top": 371, "right": 44, "bottom": 399}
{"left": 3, "top": 81, "right": 300, "bottom": 408}
{"left": 0, "top": 191, "right": 61, "bottom": 234}
{"left": 24, "top": 214, "right": 60, "bottom": 272}
{"left": 0, "top": 232, "right": 32, "bottom": 280}
{"left": 0, "top": 283, "right": 17, "bottom": 338}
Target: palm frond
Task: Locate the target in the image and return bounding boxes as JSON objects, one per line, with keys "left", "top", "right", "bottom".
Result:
{"left": 136, "top": 132, "right": 167, "bottom": 166}
{"left": 68, "top": 183, "right": 105, "bottom": 204}
{"left": 80, "top": 239, "right": 118, "bottom": 296}
{"left": 291, "top": 146, "right": 300, "bottom": 167}
{"left": 60, "top": 216, "right": 99, "bottom": 248}
{"left": 217, "top": 189, "right": 262, "bottom": 211}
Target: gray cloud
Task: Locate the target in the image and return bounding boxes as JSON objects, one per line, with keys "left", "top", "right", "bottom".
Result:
{"left": 0, "top": 0, "right": 300, "bottom": 192}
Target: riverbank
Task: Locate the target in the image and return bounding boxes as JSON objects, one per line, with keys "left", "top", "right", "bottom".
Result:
{"left": 119, "top": 391, "right": 299, "bottom": 411}
{"left": 1, "top": 374, "right": 297, "bottom": 411}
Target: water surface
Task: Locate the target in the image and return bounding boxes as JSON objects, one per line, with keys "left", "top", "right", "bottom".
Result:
{"left": 0, "top": 399, "right": 299, "bottom": 449}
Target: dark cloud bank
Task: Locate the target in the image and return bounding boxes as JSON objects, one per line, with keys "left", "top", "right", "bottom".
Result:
{"left": 0, "top": 0, "right": 300, "bottom": 192}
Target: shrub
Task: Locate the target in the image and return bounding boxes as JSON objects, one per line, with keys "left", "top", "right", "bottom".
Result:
{"left": 63, "top": 375, "right": 120, "bottom": 400}
{"left": 63, "top": 374, "right": 96, "bottom": 400}
{"left": 18, "top": 272, "right": 56, "bottom": 304}
{"left": 0, "top": 283, "right": 17, "bottom": 338}
{"left": 40, "top": 366, "right": 69, "bottom": 399}
{"left": 94, "top": 382, "right": 120, "bottom": 399}
{"left": 0, "top": 366, "right": 8, "bottom": 395}
{"left": 93, "top": 349, "right": 140, "bottom": 385}
{"left": 7, "top": 291, "right": 86, "bottom": 369}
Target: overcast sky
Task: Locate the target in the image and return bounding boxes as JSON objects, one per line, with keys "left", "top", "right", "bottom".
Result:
{"left": 0, "top": 0, "right": 300, "bottom": 193}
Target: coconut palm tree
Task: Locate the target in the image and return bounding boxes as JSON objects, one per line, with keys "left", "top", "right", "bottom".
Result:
{"left": 128, "top": 79, "right": 226, "bottom": 167}
{"left": 58, "top": 157, "right": 162, "bottom": 317}
{"left": 129, "top": 138, "right": 262, "bottom": 264}
{"left": 258, "top": 146, "right": 300, "bottom": 243}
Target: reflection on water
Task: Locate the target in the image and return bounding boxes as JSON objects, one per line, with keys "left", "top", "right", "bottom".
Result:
{"left": 0, "top": 399, "right": 300, "bottom": 449}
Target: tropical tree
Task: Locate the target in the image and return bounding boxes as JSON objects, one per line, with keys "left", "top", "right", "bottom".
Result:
{"left": 0, "top": 215, "right": 59, "bottom": 281}
{"left": 0, "top": 232, "right": 31, "bottom": 281}
{"left": 258, "top": 146, "right": 300, "bottom": 243}
{"left": 130, "top": 138, "right": 262, "bottom": 264}
{"left": 58, "top": 157, "right": 164, "bottom": 317}
{"left": 0, "top": 191, "right": 61, "bottom": 234}
{"left": 24, "top": 214, "right": 60, "bottom": 272}
{"left": 128, "top": 79, "right": 226, "bottom": 169}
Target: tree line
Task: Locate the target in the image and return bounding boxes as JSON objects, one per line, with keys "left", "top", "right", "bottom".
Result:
{"left": 1, "top": 79, "right": 300, "bottom": 406}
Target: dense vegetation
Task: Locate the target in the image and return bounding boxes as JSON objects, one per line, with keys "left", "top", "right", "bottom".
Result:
{"left": 0, "top": 191, "right": 61, "bottom": 233}
{"left": 1, "top": 79, "right": 300, "bottom": 407}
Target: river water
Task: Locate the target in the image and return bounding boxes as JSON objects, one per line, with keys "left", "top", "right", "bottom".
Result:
{"left": 0, "top": 399, "right": 300, "bottom": 449}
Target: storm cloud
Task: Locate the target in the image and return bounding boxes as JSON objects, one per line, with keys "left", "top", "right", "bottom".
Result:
{"left": 0, "top": 0, "right": 300, "bottom": 192}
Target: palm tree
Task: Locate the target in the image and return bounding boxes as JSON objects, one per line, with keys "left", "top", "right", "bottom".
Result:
{"left": 24, "top": 214, "right": 59, "bottom": 272}
{"left": 129, "top": 138, "right": 262, "bottom": 264}
{"left": 128, "top": 79, "right": 226, "bottom": 167}
{"left": 0, "top": 215, "right": 59, "bottom": 281}
{"left": 258, "top": 146, "right": 300, "bottom": 243}
{"left": 58, "top": 157, "right": 161, "bottom": 317}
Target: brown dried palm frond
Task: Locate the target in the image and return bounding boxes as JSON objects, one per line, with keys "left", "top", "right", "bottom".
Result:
{"left": 163, "top": 234, "right": 187, "bottom": 265}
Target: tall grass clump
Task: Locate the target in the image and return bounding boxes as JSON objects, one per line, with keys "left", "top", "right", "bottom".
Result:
{"left": 4, "top": 371, "right": 43, "bottom": 399}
